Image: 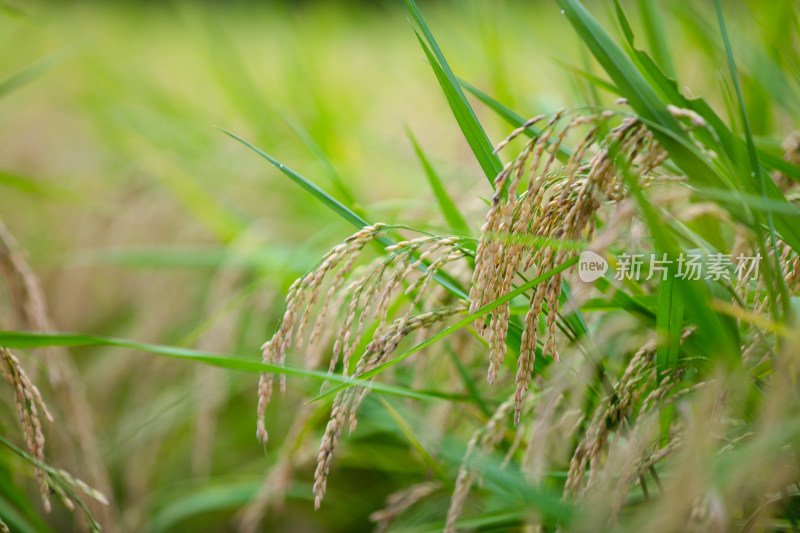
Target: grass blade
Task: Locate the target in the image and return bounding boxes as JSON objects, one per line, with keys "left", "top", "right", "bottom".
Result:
{"left": 406, "top": 126, "right": 470, "bottom": 236}
{"left": 149, "top": 481, "right": 262, "bottom": 533}
{"left": 0, "top": 170, "right": 75, "bottom": 199}
{"left": 552, "top": 58, "right": 621, "bottom": 96}
{"left": 446, "top": 343, "right": 490, "bottom": 416}
{"left": 460, "top": 79, "right": 573, "bottom": 162}
{"left": 222, "top": 128, "right": 469, "bottom": 300}
{"left": 655, "top": 269, "right": 683, "bottom": 381}
{"left": 221, "top": 128, "right": 370, "bottom": 230}
{"left": 405, "top": 0, "right": 503, "bottom": 183}
{"left": 715, "top": 0, "right": 789, "bottom": 317}
{"left": 637, "top": 0, "right": 675, "bottom": 77}
{"left": 557, "top": 0, "right": 800, "bottom": 256}
{"left": 0, "top": 331, "right": 463, "bottom": 403}
{"left": 0, "top": 49, "right": 69, "bottom": 100}
{"left": 279, "top": 111, "right": 360, "bottom": 208}
{"left": 618, "top": 149, "right": 739, "bottom": 363}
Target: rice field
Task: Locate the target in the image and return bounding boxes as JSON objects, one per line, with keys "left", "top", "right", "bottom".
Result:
{"left": 1, "top": 1, "right": 799, "bottom": 532}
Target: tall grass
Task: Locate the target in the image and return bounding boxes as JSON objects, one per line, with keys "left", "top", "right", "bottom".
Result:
{"left": 1, "top": 0, "right": 800, "bottom": 531}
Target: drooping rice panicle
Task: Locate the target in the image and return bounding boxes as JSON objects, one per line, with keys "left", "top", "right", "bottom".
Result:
{"left": 468, "top": 110, "right": 673, "bottom": 420}
{"left": 256, "top": 223, "right": 392, "bottom": 444}
{"left": 311, "top": 304, "right": 462, "bottom": 507}
{"left": 0, "top": 347, "right": 54, "bottom": 510}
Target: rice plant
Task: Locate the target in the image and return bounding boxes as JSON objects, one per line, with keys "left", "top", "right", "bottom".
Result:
{"left": 242, "top": 1, "right": 800, "bottom": 530}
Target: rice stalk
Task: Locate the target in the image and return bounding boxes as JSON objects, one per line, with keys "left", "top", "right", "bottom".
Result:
{"left": 0, "top": 218, "right": 113, "bottom": 528}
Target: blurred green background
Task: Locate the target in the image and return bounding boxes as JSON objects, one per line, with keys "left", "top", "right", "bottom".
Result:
{"left": 0, "top": 1, "right": 797, "bottom": 531}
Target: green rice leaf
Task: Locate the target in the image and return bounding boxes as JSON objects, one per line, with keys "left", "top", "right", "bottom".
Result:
{"left": 655, "top": 270, "right": 683, "bottom": 381}
{"left": 149, "top": 481, "right": 262, "bottom": 533}
{"left": 221, "top": 128, "right": 371, "bottom": 231}
{"left": 0, "top": 170, "right": 75, "bottom": 199}
{"left": 460, "top": 79, "right": 573, "bottom": 162}
{"left": 0, "top": 49, "right": 68, "bottom": 100}
{"left": 0, "top": 331, "right": 464, "bottom": 403}
{"left": 279, "top": 111, "right": 360, "bottom": 208}
{"left": 406, "top": 126, "right": 470, "bottom": 236}
{"left": 557, "top": 0, "right": 800, "bottom": 255}
{"left": 222, "top": 128, "right": 469, "bottom": 300}
{"left": 637, "top": 0, "right": 675, "bottom": 77}
{"left": 715, "top": 0, "right": 789, "bottom": 316}
{"left": 405, "top": 0, "right": 503, "bottom": 183}
{"left": 551, "top": 58, "right": 622, "bottom": 96}
{"left": 619, "top": 150, "right": 739, "bottom": 363}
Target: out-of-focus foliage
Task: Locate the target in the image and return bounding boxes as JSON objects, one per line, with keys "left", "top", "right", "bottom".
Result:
{"left": 0, "top": 0, "right": 799, "bottom": 531}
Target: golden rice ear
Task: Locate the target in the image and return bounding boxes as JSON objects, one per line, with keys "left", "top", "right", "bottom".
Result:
{"left": 311, "top": 304, "right": 464, "bottom": 508}
{"left": 468, "top": 110, "right": 668, "bottom": 420}
{"left": 256, "top": 224, "right": 392, "bottom": 436}
{"left": 0, "top": 219, "right": 114, "bottom": 527}
{"left": 313, "top": 401, "right": 346, "bottom": 510}
{"left": 253, "top": 104, "right": 780, "bottom": 524}
{"left": 256, "top": 221, "right": 470, "bottom": 507}
{"left": 1, "top": 347, "right": 54, "bottom": 510}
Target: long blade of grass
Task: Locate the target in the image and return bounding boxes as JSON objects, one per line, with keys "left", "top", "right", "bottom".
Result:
{"left": 612, "top": 10, "right": 800, "bottom": 185}
{"left": 405, "top": 0, "right": 503, "bottom": 183}
{"left": 311, "top": 256, "right": 579, "bottom": 402}
{"left": 0, "top": 170, "right": 75, "bottom": 199}
{"left": 637, "top": 0, "right": 675, "bottom": 77}
{"left": 406, "top": 127, "right": 470, "bottom": 236}
{"left": 221, "top": 128, "right": 469, "bottom": 300}
{"left": 446, "top": 343, "right": 490, "bottom": 416}
{"left": 715, "top": 0, "right": 789, "bottom": 318}
{"left": 220, "top": 128, "right": 370, "bottom": 230}
{"left": 612, "top": 0, "right": 800, "bottom": 253}
{"left": 655, "top": 271, "right": 683, "bottom": 381}
{"left": 0, "top": 470, "right": 50, "bottom": 533}
{"left": 761, "top": 151, "right": 800, "bottom": 183}
{"left": 459, "top": 79, "right": 573, "bottom": 162}
{"left": 0, "top": 331, "right": 463, "bottom": 403}
{"left": 279, "top": 111, "right": 360, "bottom": 208}
{"left": 557, "top": 0, "right": 681, "bottom": 131}
{"left": 617, "top": 148, "right": 739, "bottom": 363}
{"left": 655, "top": 267, "right": 682, "bottom": 446}
{"left": 149, "top": 481, "right": 263, "bottom": 533}
{"left": 552, "top": 57, "right": 621, "bottom": 96}
{"left": 0, "top": 49, "right": 70, "bottom": 100}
